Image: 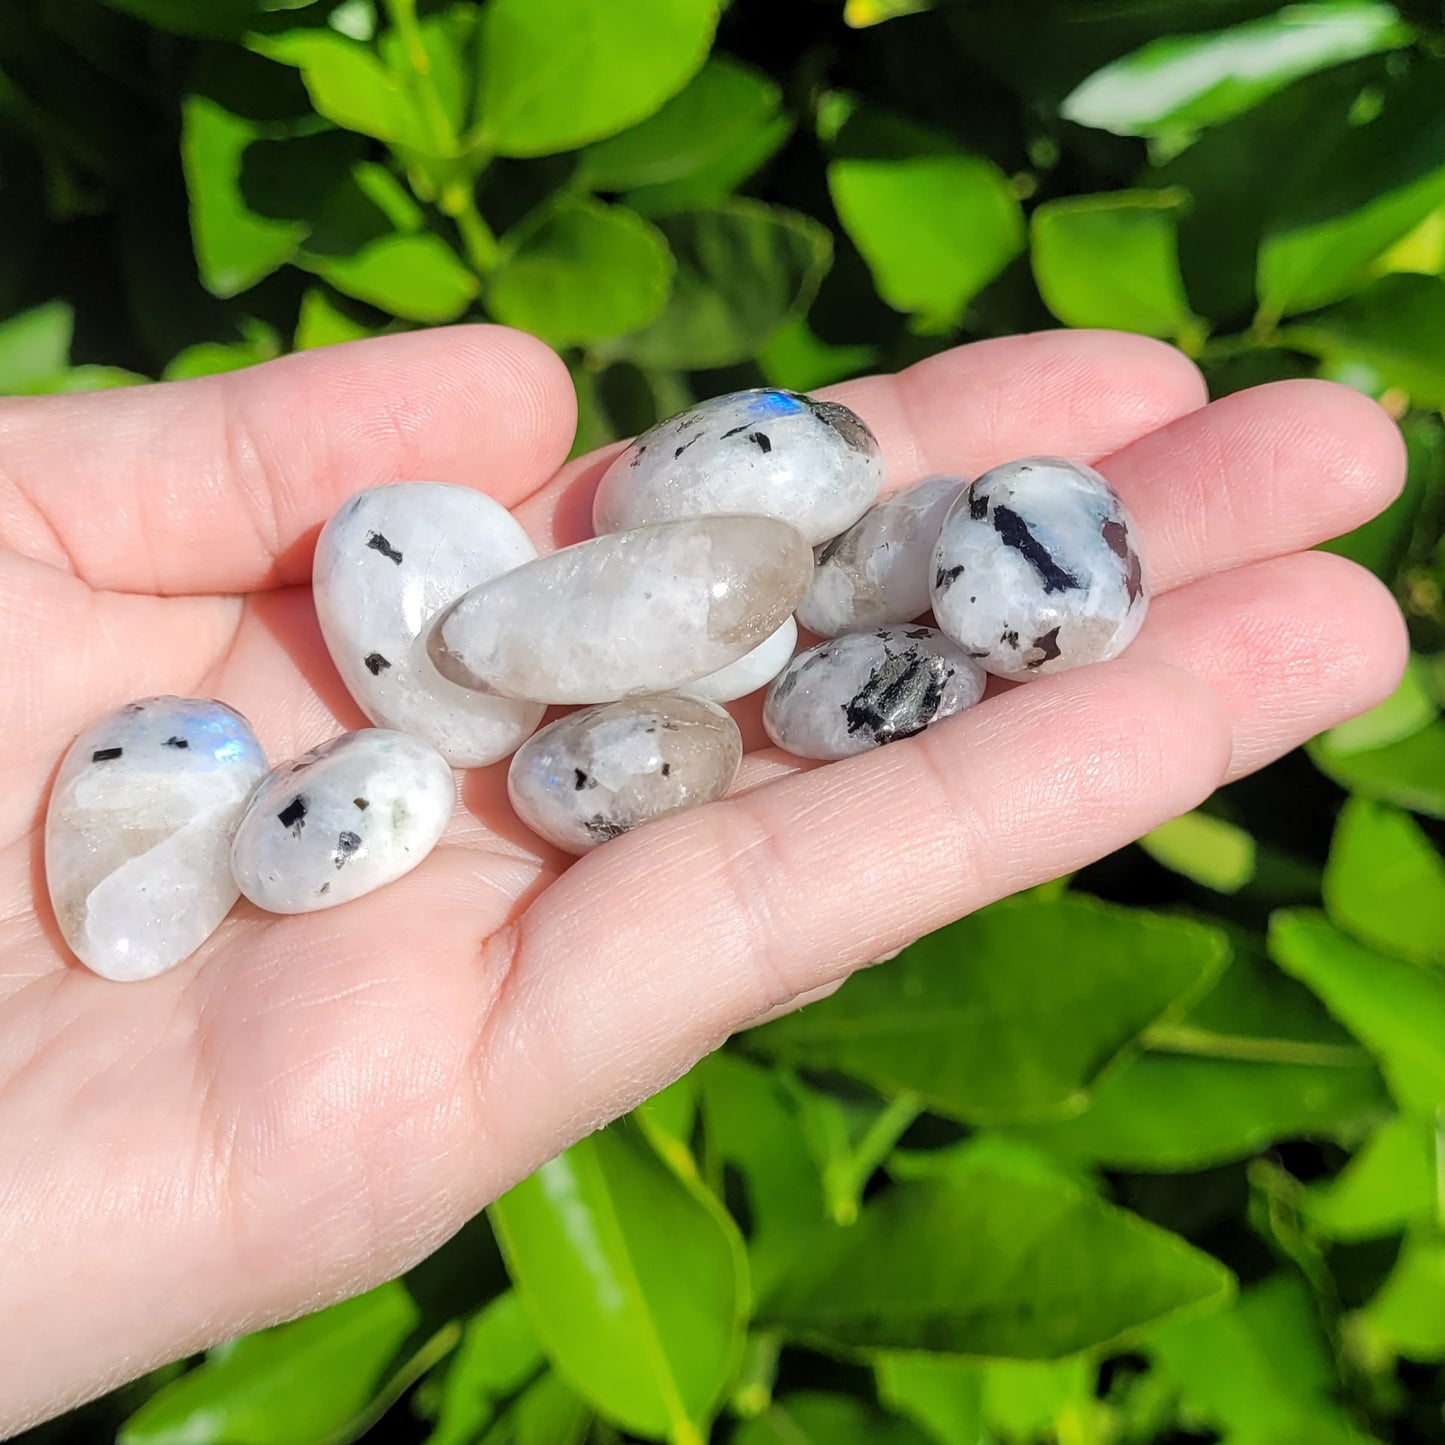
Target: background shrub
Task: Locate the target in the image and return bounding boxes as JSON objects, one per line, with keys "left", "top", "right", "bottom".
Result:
{"left": 6, "top": 1, "right": 1445, "bottom": 1441}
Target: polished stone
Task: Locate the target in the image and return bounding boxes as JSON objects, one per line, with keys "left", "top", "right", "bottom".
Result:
{"left": 231, "top": 729, "right": 454, "bottom": 913}
{"left": 930, "top": 457, "right": 1148, "bottom": 681}
{"left": 593, "top": 388, "right": 884, "bottom": 545}
{"left": 508, "top": 694, "right": 741, "bottom": 854}
{"left": 428, "top": 516, "right": 813, "bottom": 704}
{"left": 314, "top": 483, "right": 544, "bottom": 767}
{"left": 685, "top": 617, "right": 797, "bottom": 703}
{"left": 763, "top": 626, "right": 986, "bottom": 760}
{"left": 797, "top": 474, "right": 965, "bottom": 637}
{"left": 46, "top": 697, "right": 268, "bottom": 981}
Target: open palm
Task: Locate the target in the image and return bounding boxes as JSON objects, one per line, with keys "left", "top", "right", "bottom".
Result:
{"left": 0, "top": 324, "right": 1408, "bottom": 1434}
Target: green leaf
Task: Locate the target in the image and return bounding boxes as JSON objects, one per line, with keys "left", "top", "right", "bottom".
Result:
{"left": 487, "top": 1372, "right": 591, "bottom": 1445}
{"left": 746, "top": 896, "right": 1228, "bottom": 1124}
{"left": 764, "top": 1137, "right": 1234, "bottom": 1358}
{"left": 476, "top": 0, "right": 719, "bottom": 158}
{"left": 488, "top": 198, "right": 673, "bottom": 347}
{"left": 295, "top": 288, "right": 375, "bottom": 349}
{"left": 1271, "top": 910, "right": 1445, "bottom": 1111}
{"left": 1312, "top": 719, "right": 1445, "bottom": 819}
{"left": 828, "top": 112, "right": 1024, "bottom": 328}
{"left": 1316, "top": 656, "right": 1439, "bottom": 758}
{"left": 1304, "top": 1113, "right": 1441, "bottom": 1239}
{"left": 1141, "top": 809, "right": 1259, "bottom": 893}
{"left": 427, "top": 1294, "right": 545, "bottom": 1445}
{"left": 99, "top": 0, "right": 320, "bottom": 39}
{"left": 875, "top": 1356, "right": 985, "bottom": 1445}
{"left": 162, "top": 321, "right": 284, "bottom": 380}
{"left": 304, "top": 231, "right": 477, "bottom": 321}
{"left": 758, "top": 318, "right": 878, "bottom": 393}
{"left": 734, "top": 1392, "right": 934, "bottom": 1445}
{"left": 119, "top": 1283, "right": 421, "bottom": 1445}
{"left": 1324, "top": 798, "right": 1445, "bottom": 967}
{"left": 0, "top": 301, "right": 72, "bottom": 393}
{"left": 616, "top": 200, "right": 832, "bottom": 369}
{"left": 1031, "top": 189, "right": 1199, "bottom": 339}
{"left": 489, "top": 1123, "right": 748, "bottom": 1441}
{"left": 1360, "top": 1232, "right": 1445, "bottom": 1360}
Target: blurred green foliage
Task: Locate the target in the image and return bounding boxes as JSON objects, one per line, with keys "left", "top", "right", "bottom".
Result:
{"left": 7, "top": 0, "right": 1445, "bottom": 1441}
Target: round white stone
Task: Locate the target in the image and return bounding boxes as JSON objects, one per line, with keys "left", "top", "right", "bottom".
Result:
{"left": 45, "top": 697, "right": 269, "bottom": 981}
{"left": 797, "top": 475, "right": 965, "bottom": 637}
{"left": 592, "top": 388, "right": 884, "bottom": 545}
{"left": 684, "top": 617, "right": 798, "bottom": 703}
{"left": 930, "top": 457, "right": 1148, "bottom": 682}
{"left": 763, "top": 627, "right": 987, "bottom": 761}
{"left": 231, "top": 729, "right": 454, "bottom": 914}
{"left": 313, "top": 483, "right": 544, "bottom": 767}
{"left": 428, "top": 516, "right": 813, "bottom": 705}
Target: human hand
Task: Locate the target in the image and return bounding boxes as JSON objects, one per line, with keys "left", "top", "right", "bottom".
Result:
{"left": 0, "top": 325, "right": 1406, "bottom": 1433}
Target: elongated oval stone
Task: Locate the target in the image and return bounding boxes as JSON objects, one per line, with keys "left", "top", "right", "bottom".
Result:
{"left": 593, "top": 388, "right": 884, "bottom": 545}
{"left": 313, "top": 483, "right": 544, "bottom": 767}
{"left": 685, "top": 617, "right": 797, "bottom": 703}
{"left": 763, "top": 627, "right": 986, "bottom": 761}
{"left": 797, "top": 475, "right": 965, "bottom": 637}
{"left": 930, "top": 457, "right": 1148, "bottom": 682}
{"left": 231, "top": 729, "right": 454, "bottom": 914}
{"left": 429, "top": 516, "right": 813, "bottom": 704}
{"left": 508, "top": 695, "right": 741, "bottom": 854}
{"left": 45, "top": 697, "right": 268, "bottom": 981}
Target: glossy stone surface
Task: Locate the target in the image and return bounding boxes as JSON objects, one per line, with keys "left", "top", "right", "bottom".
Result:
{"left": 685, "top": 617, "right": 797, "bottom": 703}
{"left": 763, "top": 627, "right": 986, "bottom": 761}
{"left": 797, "top": 474, "right": 965, "bottom": 637}
{"left": 314, "top": 483, "right": 544, "bottom": 767}
{"left": 429, "top": 516, "right": 812, "bottom": 704}
{"left": 46, "top": 697, "right": 268, "bottom": 981}
{"left": 930, "top": 457, "right": 1148, "bottom": 682}
{"left": 593, "top": 388, "right": 884, "bottom": 545}
{"left": 508, "top": 695, "right": 741, "bottom": 854}
{"left": 231, "top": 730, "right": 454, "bottom": 914}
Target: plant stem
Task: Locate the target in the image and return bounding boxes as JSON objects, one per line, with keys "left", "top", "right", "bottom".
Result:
{"left": 825, "top": 1091, "right": 924, "bottom": 1225}
{"left": 383, "top": 0, "right": 454, "bottom": 157}
{"left": 447, "top": 186, "right": 501, "bottom": 273}
{"left": 1141, "top": 1023, "right": 1367, "bottom": 1068}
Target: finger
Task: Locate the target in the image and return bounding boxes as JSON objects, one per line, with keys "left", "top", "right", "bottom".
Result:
{"left": 514, "top": 329, "right": 1209, "bottom": 548}
{"left": 0, "top": 327, "right": 576, "bottom": 596}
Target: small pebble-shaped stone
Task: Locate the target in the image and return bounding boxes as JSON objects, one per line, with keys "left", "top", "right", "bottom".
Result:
{"left": 313, "top": 483, "right": 544, "bottom": 768}
{"left": 797, "top": 474, "right": 965, "bottom": 637}
{"left": 763, "top": 627, "right": 986, "bottom": 761}
{"left": 231, "top": 730, "right": 454, "bottom": 914}
{"left": 685, "top": 617, "right": 798, "bottom": 703}
{"left": 429, "top": 516, "right": 812, "bottom": 705}
{"left": 508, "top": 695, "right": 742, "bottom": 854}
{"left": 46, "top": 697, "right": 268, "bottom": 981}
{"left": 930, "top": 457, "right": 1148, "bottom": 682}
{"left": 593, "top": 388, "right": 884, "bottom": 545}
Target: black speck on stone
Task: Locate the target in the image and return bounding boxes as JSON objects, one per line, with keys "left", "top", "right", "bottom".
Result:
{"left": 721, "top": 424, "right": 749, "bottom": 439}
{"left": 630, "top": 443, "right": 646, "bottom": 468}
{"left": 91, "top": 746, "right": 123, "bottom": 762}
{"left": 842, "top": 646, "right": 949, "bottom": 745}
{"left": 904, "top": 627, "right": 932, "bottom": 640}
{"left": 278, "top": 796, "right": 307, "bottom": 837}
{"left": 354, "top": 797, "right": 369, "bottom": 810}
{"left": 365, "top": 531, "right": 403, "bottom": 565}
{"left": 320, "top": 881, "right": 331, "bottom": 895}
{"left": 748, "top": 431, "right": 773, "bottom": 454}
{"left": 992, "top": 505, "right": 1082, "bottom": 594}
{"left": 935, "top": 564, "right": 965, "bottom": 591}
{"left": 583, "top": 815, "right": 628, "bottom": 843}
{"left": 661, "top": 762, "right": 671, "bottom": 777}
{"left": 805, "top": 398, "right": 876, "bottom": 454}
{"left": 574, "top": 768, "right": 594, "bottom": 791}
{"left": 968, "top": 489, "right": 988, "bottom": 521}
{"left": 1026, "top": 627, "right": 1063, "bottom": 668}
{"left": 364, "top": 652, "right": 391, "bottom": 675}
{"left": 673, "top": 434, "right": 702, "bottom": 460}
{"left": 333, "top": 830, "right": 362, "bottom": 868}
{"left": 1000, "top": 629, "right": 1019, "bottom": 648}
{"left": 164, "top": 736, "right": 189, "bottom": 749}
{"left": 1102, "top": 518, "right": 1144, "bottom": 605}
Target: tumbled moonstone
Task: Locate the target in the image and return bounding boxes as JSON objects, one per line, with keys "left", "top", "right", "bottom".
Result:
{"left": 930, "top": 457, "right": 1148, "bottom": 682}
{"left": 508, "top": 695, "right": 742, "bottom": 854}
{"left": 231, "top": 729, "right": 454, "bottom": 914}
{"left": 313, "top": 483, "right": 544, "bottom": 768}
{"left": 429, "top": 516, "right": 813, "bottom": 705}
{"left": 797, "top": 475, "right": 965, "bottom": 637}
{"left": 592, "top": 388, "right": 884, "bottom": 545}
{"left": 763, "top": 627, "right": 986, "bottom": 761}
{"left": 45, "top": 697, "right": 268, "bottom": 981}
{"left": 685, "top": 617, "right": 798, "bottom": 703}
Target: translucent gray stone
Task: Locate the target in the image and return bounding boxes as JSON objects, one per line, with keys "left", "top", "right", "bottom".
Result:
{"left": 592, "top": 388, "right": 884, "bottom": 545}
{"left": 685, "top": 617, "right": 797, "bottom": 703}
{"left": 45, "top": 697, "right": 268, "bottom": 981}
{"left": 313, "top": 483, "right": 544, "bottom": 768}
{"left": 930, "top": 457, "right": 1148, "bottom": 682}
{"left": 763, "top": 627, "right": 986, "bottom": 761}
{"left": 231, "top": 729, "right": 454, "bottom": 914}
{"left": 797, "top": 474, "right": 965, "bottom": 637}
{"left": 508, "top": 695, "right": 742, "bottom": 854}
{"left": 429, "top": 516, "right": 813, "bottom": 705}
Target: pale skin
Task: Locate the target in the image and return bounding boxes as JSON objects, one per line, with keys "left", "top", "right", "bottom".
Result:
{"left": 0, "top": 325, "right": 1409, "bottom": 1434}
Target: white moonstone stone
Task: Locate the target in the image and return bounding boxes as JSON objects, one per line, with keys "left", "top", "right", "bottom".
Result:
{"left": 45, "top": 697, "right": 268, "bottom": 981}
{"left": 763, "top": 627, "right": 986, "bottom": 761}
{"left": 685, "top": 617, "right": 798, "bottom": 703}
{"left": 797, "top": 475, "right": 965, "bottom": 637}
{"left": 930, "top": 457, "right": 1148, "bottom": 682}
{"left": 592, "top": 388, "right": 884, "bottom": 545}
{"left": 508, "top": 695, "right": 742, "bottom": 854}
{"left": 313, "top": 483, "right": 544, "bottom": 767}
{"left": 231, "top": 729, "right": 454, "bottom": 914}
{"left": 428, "top": 516, "right": 813, "bottom": 705}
